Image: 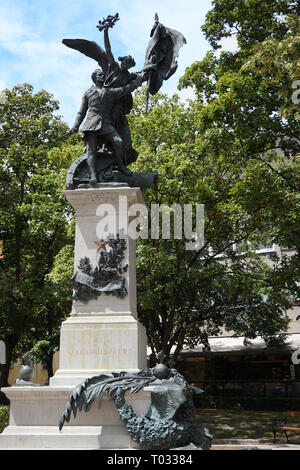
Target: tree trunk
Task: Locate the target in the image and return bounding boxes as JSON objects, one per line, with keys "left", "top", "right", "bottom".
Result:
{"left": 46, "top": 352, "right": 54, "bottom": 382}
{"left": 0, "top": 338, "right": 14, "bottom": 388}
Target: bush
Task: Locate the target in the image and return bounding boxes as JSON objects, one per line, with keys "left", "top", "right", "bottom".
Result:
{"left": 194, "top": 395, "right": 300, "bottom": 411}
{"left": 0, "top": 406, "right": 9, "bottom": 433}
{"left": 0, "top": 391, "right": 9, "bottom": 406}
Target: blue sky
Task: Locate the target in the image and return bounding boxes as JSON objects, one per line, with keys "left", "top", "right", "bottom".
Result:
{"left": 0, "top": 0, "right": 235, "bottom": 126}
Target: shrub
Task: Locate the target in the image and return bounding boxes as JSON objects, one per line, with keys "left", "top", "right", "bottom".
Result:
{"left": 194, "top": 395, "right": 300, "bottom": 411}
{"left": 0, "top": 406, "right": 9, "bottom": 433}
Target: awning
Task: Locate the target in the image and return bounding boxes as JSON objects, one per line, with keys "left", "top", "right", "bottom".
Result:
{"left": 146, "top": 334, "right": 300, "bottom": 357}
{"left": 182, "top": 334, "right": 300, "bottom": 355}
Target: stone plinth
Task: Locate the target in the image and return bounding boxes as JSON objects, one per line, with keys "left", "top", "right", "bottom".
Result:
{"left": 66, "top": 187, "right": 145, "bottom": 317}
{"left": 50, "top": 315, "right": 147, "bottom": 386}
{"left": 0, "top": 186, "right": 149, "bottom": 449}
{"left": 0, "top": 386, "right": 151, "bottom": 449}
{"left": 50, "top": 186, "right": 148, "bottom": 386}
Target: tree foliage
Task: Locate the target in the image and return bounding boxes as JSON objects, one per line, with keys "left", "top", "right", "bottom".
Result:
{"left": 179, "top": 0, "right": 300, "bottom": 253}
{"left": 0, "top": 84, "right": 76, "bottom": 385}
{"left": 1, "top": 0, "right": 299, "bottom": 378}
{"left": 128, "top": 0, "right": 300, "bottom": 363}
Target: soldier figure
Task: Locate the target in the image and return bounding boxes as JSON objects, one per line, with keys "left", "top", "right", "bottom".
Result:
{"left": 70, "top": 68, "right": 145, "bottom": 183}
{"left": 62, "top": 13, "right": 186, "bottom": 188}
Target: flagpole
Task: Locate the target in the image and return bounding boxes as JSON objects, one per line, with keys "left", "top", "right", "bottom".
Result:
{"left": 145, "top": 13, "right": 159, "bottom": 113}
{"left": 145, "top": 75, "right": 151, "bottom": 113}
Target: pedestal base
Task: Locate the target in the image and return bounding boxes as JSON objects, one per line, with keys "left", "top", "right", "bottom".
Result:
{"left": 50, "top": 315, "right": 147, "bottom": 387}
{"left": 0, "top": 386, "right": 150, "bottom": 449}
{"left": 0, "top": 186, "right": 152, "bottom": 449}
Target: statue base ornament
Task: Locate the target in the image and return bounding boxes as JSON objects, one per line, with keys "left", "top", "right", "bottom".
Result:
{"left": 49, "top": 186, "right": 148, "bottom": 387}
{"left": 0, "top": 186, "right": 149, "bottom": 449}
{"left": 59, "top": 365, "right": 212, "bottom": 450}
{"left": 65, "top": 149, "right": 158, "bottom": 190}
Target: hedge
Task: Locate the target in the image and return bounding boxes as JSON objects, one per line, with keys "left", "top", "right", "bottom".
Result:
{"left": 194, "top": 395, "right": 300, "bottom": 411}
{"left": 0, "top": 406, "right": 9, "bottom": 433}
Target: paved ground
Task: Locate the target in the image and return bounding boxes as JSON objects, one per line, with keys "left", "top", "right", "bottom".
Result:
{"left": 211, "top": 438, "right": 300, "bottom": 450}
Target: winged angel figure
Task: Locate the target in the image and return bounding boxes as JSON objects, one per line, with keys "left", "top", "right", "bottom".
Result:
{"left": 62, "top": 13, "right": 186, "bottom": 185}
{"left": 59, "top": 365, "right": 212, "bottom": 450}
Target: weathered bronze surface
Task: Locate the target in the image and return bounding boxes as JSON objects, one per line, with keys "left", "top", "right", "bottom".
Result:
{"left": 59, "top": 366, "right": 212, "bottom": 450}
{"left": 72, "top": 233, "right": 128, "bottom": 302}
{"left": 12, "top": 353, "right": 39, "bottom": 387}
{"left": 61, "top": 13, "right": 185, "bottom": 188}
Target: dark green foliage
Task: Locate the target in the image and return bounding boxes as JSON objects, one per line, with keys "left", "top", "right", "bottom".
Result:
{"left": 195, "top": 395, "right": 300, "bottom": 411}
{"left": 128, "top": 89, "right": 294, "bottom": 363}
{"left": 126, "top": 0, "right": 300, "bottom": 364}
{"left": 0, "top": 84, "right": 77, "bottom": 385}
{"left": 0, "top": 406, "right": 9, "bottom": 433}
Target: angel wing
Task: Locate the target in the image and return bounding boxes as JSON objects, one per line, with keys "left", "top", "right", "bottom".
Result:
{"left": 62, "top": 39, "right": 109, "bottom": 75}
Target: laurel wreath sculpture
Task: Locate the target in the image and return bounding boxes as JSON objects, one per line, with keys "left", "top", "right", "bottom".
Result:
{"left": 71, "top": 233, "right": 128, "bottom": 302}
{"left": 59, "top": 366, "right": 212, "bottom": 450}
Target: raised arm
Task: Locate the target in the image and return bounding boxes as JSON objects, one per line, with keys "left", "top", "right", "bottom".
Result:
{"left": 112, "top": 73, "right": 145, "bottom": 99}
{"left": 104, "top": 27, "right": 117, "bottom": 69}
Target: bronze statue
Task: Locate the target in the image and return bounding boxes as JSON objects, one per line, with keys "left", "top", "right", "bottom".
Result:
{"left": 62, "top": 13, "right": 186, "bottom": 188}
{"left": 69, "top": 69, "right": 145, "bottom": 181}
{"left": 12, "top": 353, "right": 39, "bottom": 387}
{"left": 101, "top": 15, "right": 139, "bottom": 165}
{"left": 144, "top": 13, "right": 187, "bottom": 111}
{"left": 59, "top": 365, "right": 212, "bottom": 450}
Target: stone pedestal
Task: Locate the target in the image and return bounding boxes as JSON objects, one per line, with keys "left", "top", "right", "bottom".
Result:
{"left": 50, "top": 315, "right": 147, "bottom": 386}
{"left": 0, "top": 186, "right": 149, "bottom": 449}
{"left": 51, "top": 187, "right": 147, "bottom": 386}
{"left": 0, "top": 386, "right": 150, "bottom": 449}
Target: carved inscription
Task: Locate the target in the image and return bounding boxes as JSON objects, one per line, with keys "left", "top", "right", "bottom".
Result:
{"left": 67, "top": 347, "right": 133, "bottom": 356}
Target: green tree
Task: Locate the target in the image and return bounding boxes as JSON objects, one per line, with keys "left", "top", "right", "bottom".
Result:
{"left": 179, "top": 0, "right": 300, "bottom": 250}
{"left": 0, "top": 84, "right": 76, "bottom": 385}
{"left": 128, "top": 88, "right": 293, "bottom": 364}
{"left": 127, "top": 0, "right": 300, "bottom": 364}
{"left": 179, "top": 0, "right": 300, "bottom": 323}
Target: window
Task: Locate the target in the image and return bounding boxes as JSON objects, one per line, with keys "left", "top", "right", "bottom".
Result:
{"left": 255, "top": 242, "right": 276, "bottom": 253}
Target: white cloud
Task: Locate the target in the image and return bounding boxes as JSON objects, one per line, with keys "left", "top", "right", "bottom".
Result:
{"left": 0, "top": 0, "right": 213, "bottom": 125}
{"left": 177, "top": 86, "right": 196, "bottom": 104}
{"left": 219, "top": 35, "right": 238, "bottom": 53}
